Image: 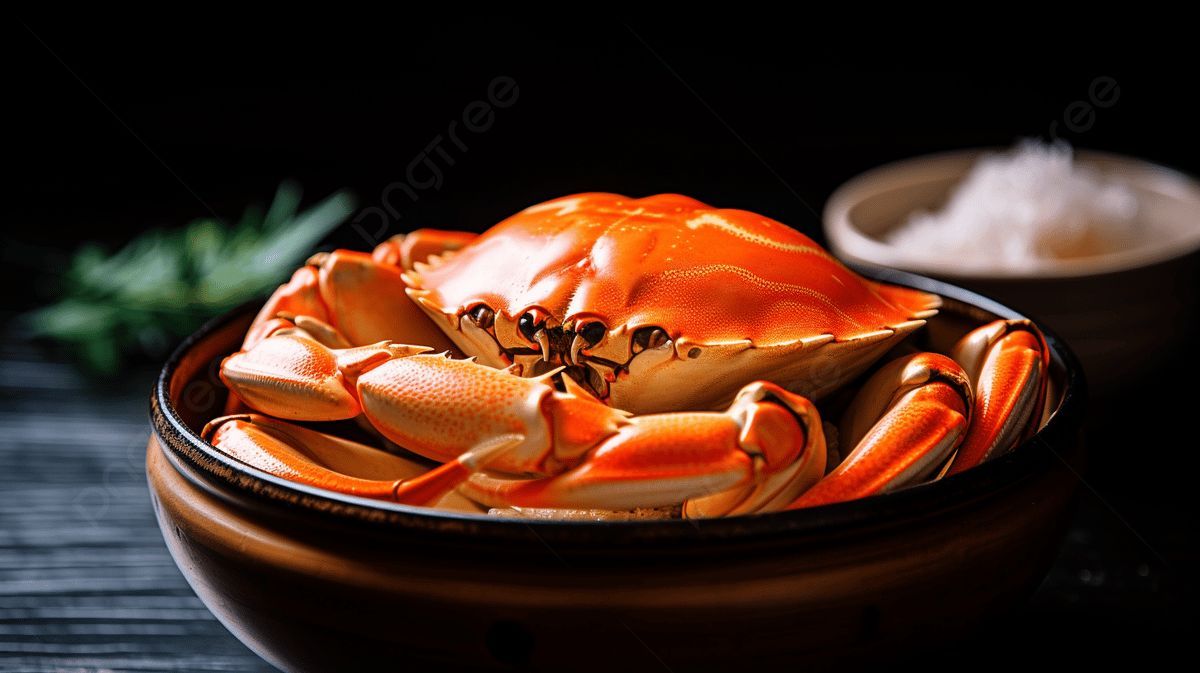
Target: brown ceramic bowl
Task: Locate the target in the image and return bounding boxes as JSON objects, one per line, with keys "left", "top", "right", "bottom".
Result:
{"left": 824, "top": 149, "right": 1200, "bottom": 394}
{"left": 148, "top": 270, "right": 1085, "bottom": 672}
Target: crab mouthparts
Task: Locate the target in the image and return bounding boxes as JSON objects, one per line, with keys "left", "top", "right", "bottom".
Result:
{"left": 521, "top": 325, "right": 617, "bottom": 400}
{"left": 563, "top": 363, "right": 612, "bottom": 400}
{"left": 522, "top": 325, "right": 593, "bottom": 367}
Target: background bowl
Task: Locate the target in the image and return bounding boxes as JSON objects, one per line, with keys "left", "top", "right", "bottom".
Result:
{"left": 824, "top": 149, "right": 1200, "bottom": 394}
{"left": 148, "top": 271, "right": 1085, "bottom": 672}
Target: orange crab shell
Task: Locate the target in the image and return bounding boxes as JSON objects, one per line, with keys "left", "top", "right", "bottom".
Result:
{"left": 406, "top": 193, "right": 940, "bottom": 413}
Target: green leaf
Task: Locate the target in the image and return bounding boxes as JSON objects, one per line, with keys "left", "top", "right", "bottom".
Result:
{"left": 263, "top": 181, "right": 302, "bottom": 231}
{"left": 25, "top": 300, "right": 120, "bottom": 341}
{"left": 24, "top": 182, "right": 357, "bottom": 372}
{"left": 80, "top": 336, "right": 122, "bottom": 375}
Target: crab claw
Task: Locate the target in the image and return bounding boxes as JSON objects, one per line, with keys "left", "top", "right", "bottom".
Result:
{"left": 789, "top": 353, "right": 972, "bottom": 509}
{"left": 219, "top": 332, "right": 430, "bottom": 422}
{"left": 683, "top": 383, "right": 826, "bottom": 517}
{"left": 458, "top": 381, "right": 826, "bottom": 515}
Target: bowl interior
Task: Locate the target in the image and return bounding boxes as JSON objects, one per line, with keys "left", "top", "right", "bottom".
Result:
{"left": 152, "top": 272, "right": 1083, "bottom": 543}
{"left": 826, "top": 149, "right": 1200, "bottom": 279}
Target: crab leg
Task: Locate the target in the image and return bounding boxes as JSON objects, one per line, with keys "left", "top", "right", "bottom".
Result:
{"left": 945, "top": 319, "right": 1049, "bottom": 475}
{"left": 789, "top": 353, "right": 972, "bottom": 509}
{"left": 242, "top": 249, "right": 461, "bottom": 353}
{"left": 202, "top": 414, "right": 519, "bottom": 506}
{"left": 370, "top": 229, "right": 477, "bottom": 270}
{"left": 228, "top": 236, "right": 471, "bottom": 414}
{"left": 226, "top": 238, "right": 470, "bottom": 417}
{"left": 242, "top": 227, "right": 473, "bottom": 355}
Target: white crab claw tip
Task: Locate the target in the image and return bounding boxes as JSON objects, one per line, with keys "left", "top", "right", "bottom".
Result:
{"left": 535, "top": 329, "right": 551, "bottom": 362}
{"left": 570, "top": 334, "right": 587, "bottom": 366}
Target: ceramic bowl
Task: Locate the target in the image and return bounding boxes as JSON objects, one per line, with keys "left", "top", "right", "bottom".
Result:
{"left": 824, "top": 149, "right": 1200, "bottom": 394}
{"left": 148, "top": 270, "right": 1085, "bottom": 672}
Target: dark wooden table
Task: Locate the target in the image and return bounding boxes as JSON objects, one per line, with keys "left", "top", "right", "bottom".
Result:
{"left": 0, "top": 340, "right": 273, "bottom": 672}
{"left": 1, "top": 337, "right": 1191, "bottom": 671}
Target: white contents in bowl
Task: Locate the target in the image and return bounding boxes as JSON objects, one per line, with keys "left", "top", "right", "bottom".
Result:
{"left": 884, "top": 140, "right": 1142, "bottom": 272}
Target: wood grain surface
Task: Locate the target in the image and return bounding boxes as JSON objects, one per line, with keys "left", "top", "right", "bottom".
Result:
{"left": 0, "top": 341, "right": 274, "bottom": 672}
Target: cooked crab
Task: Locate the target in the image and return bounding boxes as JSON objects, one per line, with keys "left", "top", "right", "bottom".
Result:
{"left": 204, "top": 193, "right": 1049, "bottom": 517}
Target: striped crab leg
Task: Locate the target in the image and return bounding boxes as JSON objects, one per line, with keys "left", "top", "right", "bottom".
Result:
{"left": 945, "top": 319, "right": 1049, "bottom": 475}
{"left": 789, "top": 353, "right": 973, "bottom": 508}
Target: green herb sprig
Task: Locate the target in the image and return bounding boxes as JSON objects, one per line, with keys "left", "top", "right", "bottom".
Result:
{"left": 25, "top": 183, "right": 355, "bottom": 373}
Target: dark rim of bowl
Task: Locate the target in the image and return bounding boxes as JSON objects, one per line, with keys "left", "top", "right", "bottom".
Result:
{"left": 150, "top": 267, "right": 1086, "bottom": 544}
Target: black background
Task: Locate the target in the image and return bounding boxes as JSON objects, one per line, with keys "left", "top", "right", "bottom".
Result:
{"left": 9, "top": 21, "right": 1198, "bottom": 284}
{"left": 8, "top": 17, "right": 1199, "bottom": 669}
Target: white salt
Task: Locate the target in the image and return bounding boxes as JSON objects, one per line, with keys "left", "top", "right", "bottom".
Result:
{"left": 885, "top": 140, "right": 1142, "bottom": 272}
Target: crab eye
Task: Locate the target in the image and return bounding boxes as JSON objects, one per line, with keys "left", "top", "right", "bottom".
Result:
{"left": 467, "top": 305, "right": 494, "bottom": 330}
{"left": 518, "top": 312, "right": 540, "bottom": 340}
{"left": 578, "top": 321, "right": 607, "bottom": 346}
{"left": 631, "top": 326, "right": 670, "bottom": 353}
